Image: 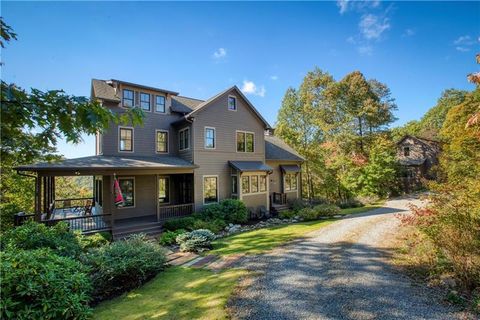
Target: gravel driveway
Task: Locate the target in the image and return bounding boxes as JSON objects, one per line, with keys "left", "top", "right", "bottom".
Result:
{"left": 229, "top": 196, "right": 467, "bottom": 320}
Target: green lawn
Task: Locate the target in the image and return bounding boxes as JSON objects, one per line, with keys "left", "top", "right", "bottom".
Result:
{"left": 94, "top": 267, "right": 247, "bottom": 320}
{"left": 339, "top": 204, "right": 382, "bottom": 215}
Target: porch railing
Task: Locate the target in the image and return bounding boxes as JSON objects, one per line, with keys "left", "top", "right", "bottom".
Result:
{"left": 54, "top": 197, "right": 94, "bottom": 210}
{"left": 159, "top": 203, "right": 194, "bottom": 220}
{"left": 271, "top": 192, "right": 287, "bottom": 205}
{"left": 13, "top": 212, "right": 112, "bottom": 233}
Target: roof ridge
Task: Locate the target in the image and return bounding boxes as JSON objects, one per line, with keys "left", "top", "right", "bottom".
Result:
{"left": 174, "top": 95, "right": 205, "bottom": 102}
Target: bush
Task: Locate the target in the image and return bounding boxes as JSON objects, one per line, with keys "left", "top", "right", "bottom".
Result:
{"left": 84, "top": 234, "right": 167, "bottom": 302}
{"left": 313, "top": 204, "right": 341, "bottom": 217}
{"left": 76, "top": 231, "right": 111, "bottom": 251}
{"left": 163, "top": 217, "right": 196, "bottom": 231}
{"left": 159, "top": 229, "right": 185, "bottom": 246}
{"left": 297, "top": 207, "right": 317, "bottom": 221}
{"left": 289, "top": 198, "right": 309, "bottom": 213}
{"left": 197, "top": 203, "right": 224, "bottom": 221}
{"left": 1, "top": 221, "right": 82, "bottom": 258}
{"left": 176, "top": 229, "right": 216, "bottom": 252}
{"left": 337, "top": 198, "right": 363, "bottom": 209}
{"left": 1, "top": 248, "right": 92, "bottom": 319}
{"left": 192, "top": 218, "right": 226, "bottom": 234}
{"left": 220, "top": 199, "right": 248, "bottom": 223}
{"left": 279, "top": 210, "right": 296, "bottom": 219}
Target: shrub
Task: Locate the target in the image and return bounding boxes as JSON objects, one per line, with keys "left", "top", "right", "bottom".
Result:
{"left": 220, "top": 199, "right": 248, "bottom": 223}
{"left": 279, "top": 210, "right": 296, "bottom": 219}
{"left": 76, "top": 231, "right": 111, "bottom": 251}
{"left": 337, "top": 198, "right": 363, "bottom": 209}
{"left": 1, "top": 221, "right": 82, "bottom": 258}
{"left": 1, "top": 248, "right": 92, "bottom": 319}
{"left": 163, "top": 216, "right": 196, "bottom": 231}
{"left": 197, "top": 203, "right": 224, "bottom": 221}
{"left": 176, "top": 229, "right": 215, "bottom": 252}
{"left": 192, "top": 218, "right": 226, "bottom": 234}
{"left": 159, "top": 229, "right": 185, "bottom": 246}
{"left": 290, "top": 198, "right": 309, "bottom": 213}
{"left": 84, "top": 234, "right": 167, "bottom": 303}
{"left": 297, "top": 207, "right": 317, "bottom": 221}
{"left": 313, "top": 204, "right": 341, "bottom": 217}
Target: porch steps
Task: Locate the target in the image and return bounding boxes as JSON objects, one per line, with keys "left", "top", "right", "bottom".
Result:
{"left": 271, "top": 204, "right": 290, "bottom": 215}
{"left": 112, "top": 221, "right": 163, "bottom": 240}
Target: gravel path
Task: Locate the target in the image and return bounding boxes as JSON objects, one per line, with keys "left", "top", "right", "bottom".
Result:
{"left": 229, "top": 196, "right": 467, "bottom": 320}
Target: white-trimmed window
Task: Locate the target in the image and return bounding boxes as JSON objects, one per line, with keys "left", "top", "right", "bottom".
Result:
{"left": 228, "top": 96, "right": 237, "bottom": 111}
{"left": 203, "top": 176, "right": 218, "bottom": 204}
{"left": 179, "top": 127, "right": 190, "bottom": 151}
{"left": 284, "top": 173, "right": 297, "bottom": 191}
{"left": 122, "top": 89, "right": 134, "bottom": 107}
{"left": 140, "top": 93, "right": 151, "bottom": 111}
{"left": 259, "top": 175, "right": 267, "bottom": 192}
{"left": 158, "top": 177, "right": 170, "bottom": 204}
{"left": 205, "top": 127, "right": 216, "bottom": 149}
{"left": 241, "top": 176, "right": 250, "bottom": 194}
{"left": 251, "top": 176, "right": 259, "bottom": 193}
{"left": 155, "top": 95, "right": 166, "bottom": 113}
{"left": 156, "top": 130, "right": 168, "bottom": 153}
{"left": 118, "top": 177, "right": 135, "bottom": 207}
{"left": 236, "top": 131, "right": 254, "bottom": 152}
{"left": 119, "top": 127, "right": 133, "bottom": 152}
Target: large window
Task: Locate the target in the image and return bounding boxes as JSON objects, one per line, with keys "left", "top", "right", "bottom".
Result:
{"left": 241, "top": 176, "right": 250, "bottom": 194}
{"left": 119, "top": 178, "right": 135, "bottom": 207}
{"left": 123, "top": 89, "right": 134, "bottom": 107}
{"left": 156, "top": 130, "right": 168, "bottom": 153}
{"left": 203, "top": 176, "right": 218, "bottom": 204}
{"left": 179, "top": 128, "right": 190, "bottom": 150}
{"left": 205, "top": 127, "right": 215, "bottom": 149}
{"left": 259, "top": 175, "right": 267, "bottom": 192}
{"left": 228, "top": 96, "right": 237, "bottom": 111}
{"left": 155, "top": 95, "right": 166, "bottom": 113}
{"left": 284, "top": 173, "right": 297, "bottom": 191}
{"left": 119, "top": 127, "right": 133, "bottom": 152}
{"left": 232, "top": 175, "right": 238, "bottom": 195}
{"left": 251, "top": 176, "right": 259, "bottom": 193}
{"left": 140, "top": 93, "right": 151, "bottom": 111}
{"left": 236, "top": 131, "right": 254, "bottom": 152}
{"left": 158, "top": 177, "right": 170, "bottom": 204}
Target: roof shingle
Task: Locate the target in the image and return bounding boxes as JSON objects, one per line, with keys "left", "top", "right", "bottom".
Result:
{"left": 265, "top": 135, "right": 304, "bottom": 162}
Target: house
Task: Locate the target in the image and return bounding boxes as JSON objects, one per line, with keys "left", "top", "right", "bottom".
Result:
{"left": 396, "top": 135, "right": 440, "bottom": 190}
{"left": 15, "top": 79, "right": 304, "bottom": 237}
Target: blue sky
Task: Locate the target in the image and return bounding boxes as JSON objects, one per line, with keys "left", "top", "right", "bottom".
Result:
{"left": 2, "top": 1, "right": 479, "bottom": 158}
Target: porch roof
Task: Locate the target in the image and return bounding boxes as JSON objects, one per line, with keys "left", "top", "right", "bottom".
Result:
{"left": 16, "top": 155, "right": 198, "bottom": 172}
{"left": 280, "top": 165, "right": 301, "bottom": 173}
{"left": 229, "top": 161, "right": 273, "bottom": 172}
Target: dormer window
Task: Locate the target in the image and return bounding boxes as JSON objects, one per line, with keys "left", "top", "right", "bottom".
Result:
{"left": 140, "top": 93, "right": 151, "bottom": 111}
{"left": 155, "top": 95, "right": 166, "bottom": 113}
{"left": 404, "top": 146, "right": 410, "bottom": 157}
{"left": 228, "top": 96, "right": 237, "bottom": 111}
{"left": 123, "top": 89, "right": 134, "bottom": 108}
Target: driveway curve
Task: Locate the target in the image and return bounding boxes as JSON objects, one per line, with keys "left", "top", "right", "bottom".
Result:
{"left": 229, "top": 196, "right": 465, "bottom": 320}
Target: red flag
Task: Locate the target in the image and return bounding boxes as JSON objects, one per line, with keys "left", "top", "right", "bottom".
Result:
{"left": 113, "top": 175, "right": 125, "bottom": 207}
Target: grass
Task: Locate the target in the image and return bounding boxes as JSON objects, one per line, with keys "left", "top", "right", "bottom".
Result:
{"left": 94, "top": 267, "right": 247, "bottom": 320}
{"left": 339, "top": 204, "right": 382, "bottom": 215}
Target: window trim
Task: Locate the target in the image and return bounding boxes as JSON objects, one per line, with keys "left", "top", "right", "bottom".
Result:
{"left": 179, "top": 127, "right": 190, "bottom": 151}
{"left": 155, "top": 94, "right": 166, "bottom": 114}
{"left": 241, "top": 173, "right": 268, "bottom": 195}
{"left": 228, "top": 95, "right": 237, "bottom": 111}
{"left": 284, "top": 173, "right": 298, "bottom": 192}
{"left": 117, "top": 177, "right": 135, "bottom": 209}
{"left": 155, "top": 129, "right": 169, "bottom": 154}
{"left": 259, "top": 175, "right": 267, "bottom": 192}
{"left": 241, "top": 175, "right": 250, "bottom": 194}
{"left": 403, "top": 146, "right": 410, "bottom": 157}
{"left": 231, "top": 174, "right": 238, "bottom": 195}
{"left": 203, "top": 175, "right": 219, "bottom": 205}
{"left": 139, "top": 92, "right": 151, "bottom": 112}
{"left": 118, "top": 126, "right": 134, "bottom": 153}
{"left": 158, "top": 176, "right": 171, "bottom": 205}
{"left": 204, "top": 126, "right": 216, "bottom": 149}
{"left": 122, "top": 89, "right": 135, "bottom": 108}
{"left": 236, "top": 130, "right": 255, "bottom": 153}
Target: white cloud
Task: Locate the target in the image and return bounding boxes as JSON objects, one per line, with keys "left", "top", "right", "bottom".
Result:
{"left": 270, "top": 75, "right": 279, "bottom": 81}
{"left": 453, "top": 35, "right": 478, "bottom": 52}
{"left": 337, "top": 0, "right": 380, "bottom": 14}
{"left": 403, "top": 28, "right": 415, "bottom": 37}
{"left": 358, "top": 45, "right": 373, "bottom": 56}
{"left": 337, "top": 0, "right": 350, "bottom": 14}
{"left": 456, "top": 46, "right": 470, "bottom": 52}
{"left": 359, "top": 14, "right": 390, "bottom": 40}
{"left": 212, "top": 48, "right": 227, "bottom": 59}
{"left": 241, "top": 80, "right": 266, "bottom": 97}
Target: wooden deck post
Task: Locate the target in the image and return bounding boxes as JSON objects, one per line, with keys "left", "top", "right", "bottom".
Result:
{"left": 34, "top": 176, "right": 42, "bottom": 221}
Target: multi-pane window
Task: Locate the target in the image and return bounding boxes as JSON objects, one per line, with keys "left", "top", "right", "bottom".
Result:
{"left": 228, "top": 96, "right": 237, "bottom": 111}
{"left": 123, "top": 89, "right": 134, "bottom": 107}
{"left": 284, "top": 173, "right": 297, "bottom": 191}
{"left": 251, "top": 176, "right": 259, "bottom": 193}
{"left": 232, "top": 175, "right": 238, "bottom": 194}
{"left": 156, "top": 131, "right": 168, "bottom": 153}
{"left": 403, "top": 146, "right": 410, "bottom": 157}
{"left": 179, "top": 128, "right": 190, "bottom": 150}
{"left": 158, "top": 177, "right": 170, "bottom": 204}
{"left": 236, "top": 131, "right": 254, "bottom": 152}
{"left": 156, "top": 95, "right": 166, "bottom": 113}
{"left": 203, "top": 176, "right": 218, "bottom": 204}
{"left": 205, "top": 127, "right": 215, "bottom": 149}
{"left": 119, "top": 178, "right": 134, "bottom": 207}
{"left": 241, "top": 176, "right": 250, "bottom": 194}
{"left": 119, "top": 128, "right": 133, "bottom": 152}
{"left": 259, "top": 176, "right": 267, "bottom": 192}
{"left": 140, "top": 93, "right": 151, "bottom": 111}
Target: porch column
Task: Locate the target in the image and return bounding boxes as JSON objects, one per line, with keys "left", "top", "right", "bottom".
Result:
{"left": 34, "top": 175, "right": 42, "bottom": 221}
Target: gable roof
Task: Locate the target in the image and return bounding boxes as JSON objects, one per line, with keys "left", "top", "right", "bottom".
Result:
{"left": 171, "top": 96, "right": 204, "bottom": 113}
{"left": 265, "top": 135, "right": 305, "bottom": 162}
{"left": 91, "top": 79, "right": 121, "bottom": 102}
{"left": 397, "top": 135, "right": 439, "bottom": 148}
{"left": 186, "top": 86, "right": 271, "bottom": 129}
{"left": 111, "top": 79, "right": 179, "bottom": 96}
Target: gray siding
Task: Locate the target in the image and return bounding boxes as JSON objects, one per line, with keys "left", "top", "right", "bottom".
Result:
{"left": 191, "top": 88, "right": 267, "bottom": 211}
{"left": 266, "top": 160, "right": 301, "bottom": 201}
